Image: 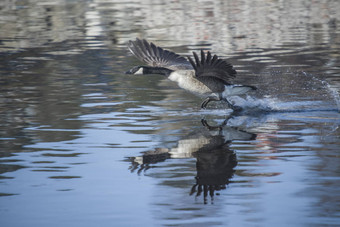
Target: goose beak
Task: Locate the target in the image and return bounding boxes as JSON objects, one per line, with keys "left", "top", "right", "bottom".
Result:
{"left": 125, "top": 69, "right": 133, "bottom": 74}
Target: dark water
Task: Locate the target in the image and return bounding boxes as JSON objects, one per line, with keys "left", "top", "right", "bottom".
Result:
{"left": 1, "top": 0, "right": 340, "bottom": 226}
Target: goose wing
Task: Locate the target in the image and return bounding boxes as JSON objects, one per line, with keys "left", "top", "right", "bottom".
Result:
{"left": 128, "top": 38, "right": 192, "bottom": 70}
{"left": 188, "top": 50, "right": 237, "bottom": 84}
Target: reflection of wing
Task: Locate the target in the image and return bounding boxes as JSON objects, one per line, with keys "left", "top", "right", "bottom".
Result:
{"left": 128, "top": 124, "right": 256, "bottom": 165}
{"left": 126, "top": 119, "right": 257, "bottom": 203}
{"left": 128, "top": 38, "right": 192, "bottom": 70}
{"left": 191, "top": 149, "right": 237, "bottom": 204}
{"left": 127, "top": 119, "right": 256, "bottom": 179}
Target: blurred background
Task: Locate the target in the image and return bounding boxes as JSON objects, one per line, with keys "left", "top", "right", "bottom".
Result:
{"left": 0, "top": 0, "right": 339, "bottom": 226}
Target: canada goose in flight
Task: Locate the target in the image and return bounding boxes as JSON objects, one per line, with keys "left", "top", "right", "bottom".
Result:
{"left": 126, "top": 38, "right": 256, "bottom": 110}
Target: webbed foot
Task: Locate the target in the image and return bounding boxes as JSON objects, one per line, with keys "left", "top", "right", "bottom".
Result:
{"left": 200, "top": 96, "right": 220, "bottom": 109}
{"left": 200, "top": 99, "right": 210, "bottom": 109}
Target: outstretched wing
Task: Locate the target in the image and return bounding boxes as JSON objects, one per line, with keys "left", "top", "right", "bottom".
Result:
{"left": 128, "top": 38, "right": 192, "bottom": 70}
{"left": 188, "top": 50, "right": 237, "bottom": 83}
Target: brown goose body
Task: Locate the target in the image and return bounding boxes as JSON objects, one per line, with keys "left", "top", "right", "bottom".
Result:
{"left": 126, "top": 38, "right": 256, "bottom": 110}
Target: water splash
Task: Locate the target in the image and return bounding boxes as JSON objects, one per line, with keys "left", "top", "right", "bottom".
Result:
{"left": 316, "top": 77, "right": 340, "bottom": 112}
{"left": 301, "top": 71, "right": 340, "bottom": 112}
{"left": 229, "top": 96, "right": 278, "bottom": 112}
{"left": 229, "top": 71, "right": 340, "bottom": 113}
{"left": 229, "top": 95, "right": 339, "bottom": 113}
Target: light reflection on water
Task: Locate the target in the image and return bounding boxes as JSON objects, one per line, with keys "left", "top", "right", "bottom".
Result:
{"left": 1, "top": 0, "right": 340, "bottom": 226}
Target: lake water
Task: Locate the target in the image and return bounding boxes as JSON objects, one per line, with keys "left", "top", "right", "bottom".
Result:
{"left": 1, "top": 0, "right": 340, "bottom": 226}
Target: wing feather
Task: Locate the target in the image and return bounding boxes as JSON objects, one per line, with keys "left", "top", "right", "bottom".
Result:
{"left": 188, "top": 50, "right": 237, "bottom": 83}
{"left": 127, "top": 38, "right": 192, "bottom": 70}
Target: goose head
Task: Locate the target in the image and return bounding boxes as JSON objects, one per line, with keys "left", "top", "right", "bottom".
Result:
{"left": 125, "top": 66, "right": 144, "bottom": 74}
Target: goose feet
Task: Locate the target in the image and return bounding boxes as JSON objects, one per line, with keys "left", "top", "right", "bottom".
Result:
{"left": 201, "top": 98, "right": 211, "bottom": 109}
{"left": 200, "top": 97, "right": 242, "bottom": 111}
{"left": 201, "top": 96, "right": 221, "bottom": 109}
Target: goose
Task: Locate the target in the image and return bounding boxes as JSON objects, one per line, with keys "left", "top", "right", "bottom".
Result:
{"left": 126, "top": 38, "right": 256, "bottom": 110}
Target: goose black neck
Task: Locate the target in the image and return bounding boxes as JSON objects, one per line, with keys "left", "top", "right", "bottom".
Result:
{"left": 143, "top": 66, "right": 173, "bottom": 76}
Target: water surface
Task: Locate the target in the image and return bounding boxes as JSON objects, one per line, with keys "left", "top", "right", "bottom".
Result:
{"left": 1, "top": 0, "right": 340, "bottom": 226}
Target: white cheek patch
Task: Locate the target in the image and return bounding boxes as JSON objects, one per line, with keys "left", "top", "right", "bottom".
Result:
{"left": 134, "top": 67, "right": 144, "bottom": 74}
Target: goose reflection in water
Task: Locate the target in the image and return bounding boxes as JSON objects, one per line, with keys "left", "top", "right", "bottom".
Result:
{"left": 127, "top": 119, "right": 256, "bottom": 204}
